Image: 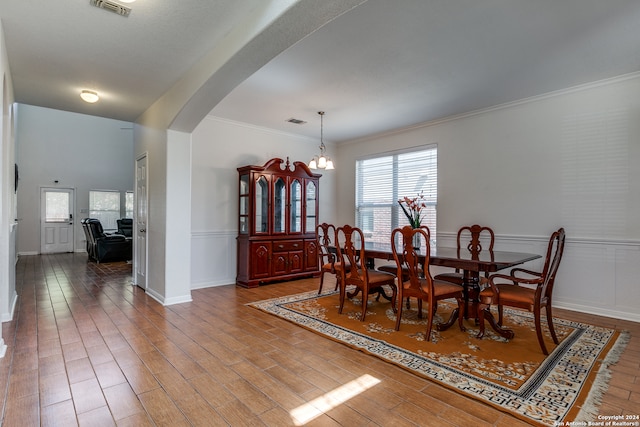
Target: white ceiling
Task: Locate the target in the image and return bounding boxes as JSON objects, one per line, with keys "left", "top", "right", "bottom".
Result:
{"left": 2, "top": 0, "right": 640, "bottom": 143}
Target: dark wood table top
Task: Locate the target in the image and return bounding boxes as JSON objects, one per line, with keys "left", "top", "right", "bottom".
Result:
{"left": 363, "top": 242, "right": 541, "bottom": 273}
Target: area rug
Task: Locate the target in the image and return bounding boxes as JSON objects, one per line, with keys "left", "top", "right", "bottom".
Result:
{"left": 248, "top": 288, "right": 629, "bottom": 426}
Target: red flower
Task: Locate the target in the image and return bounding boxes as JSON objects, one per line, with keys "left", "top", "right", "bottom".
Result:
{"left": 398, "top": 192, "right": 427, "bottom": 228}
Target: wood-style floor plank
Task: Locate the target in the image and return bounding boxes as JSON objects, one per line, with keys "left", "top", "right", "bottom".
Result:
{"left": 0, "top": 253, "right": 638, "bottom": 426}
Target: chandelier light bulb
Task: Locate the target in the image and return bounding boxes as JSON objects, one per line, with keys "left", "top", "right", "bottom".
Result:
{"left": 325, "top": 159, "right": 335, "bottom": 170}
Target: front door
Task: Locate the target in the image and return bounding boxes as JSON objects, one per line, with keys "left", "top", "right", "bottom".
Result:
{"left": 41, "top": 188, "right": 74, "bottom": 253}
{"left": 135, "top": 154, "right": 148, "bottom": 289}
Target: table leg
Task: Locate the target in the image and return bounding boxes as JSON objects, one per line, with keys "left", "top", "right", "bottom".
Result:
{"left": 437, "top": 270, "right": 480, "bottom": 331}
{"left": 477, "top": 307, "right": 515, "bottom": 339}
{"left": 372, "top": 286, "right": 392, "bottom": 302}
{"left": 436, "top": 307, "right": 459, "bottom": 331}
{"left": 462, "top": 270, "right": 481, "bottom": 322}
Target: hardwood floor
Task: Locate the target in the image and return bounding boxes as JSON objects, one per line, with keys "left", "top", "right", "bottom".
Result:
{"left": 0, "top": 253, "right": 638, "bottom": 426}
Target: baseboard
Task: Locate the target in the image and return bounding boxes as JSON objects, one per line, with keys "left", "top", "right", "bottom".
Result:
{"left": 145, "top": 287, "right": 192, "bottom": 306}
{"left": 191, "top": 280, "right": 235, "bottom": 290}
{"left": 554, "top": 301, "right": 640, "bottom": 324}
{"left": 1, "top": 294, "right": 19, "bottom": 323}
{"left": 18, "top": 251, "right": 39, "bottom": 256}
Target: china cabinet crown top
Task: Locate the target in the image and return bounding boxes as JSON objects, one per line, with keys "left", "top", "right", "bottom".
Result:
{"left": 237, "top": 157, "right": 322, "bottom": 179}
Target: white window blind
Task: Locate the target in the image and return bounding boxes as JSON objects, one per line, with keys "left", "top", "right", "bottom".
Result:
{"left": 356, "top": 145, "right": 437, "bottom": 246}
{"left": 89, "top": 190, "right": 121, "bottom": 231}
{"left": 125, "top": 191, "right": 134, "bottom": 219}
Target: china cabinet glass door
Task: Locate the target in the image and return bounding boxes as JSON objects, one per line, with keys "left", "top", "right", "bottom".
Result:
{"left": 255, "top": 176, "right": 269, "bottom": 233}
{"left": 239, "top": 174, "right": 249, "bottom": 234}
{"left": 273, "top": 177, "right": 286, "bottom": 233}
{"left": 290, "top": 179, "right": 302, "bottom": 233}
{"left": 305, "top": 181, "right": 317, "bottom": 233}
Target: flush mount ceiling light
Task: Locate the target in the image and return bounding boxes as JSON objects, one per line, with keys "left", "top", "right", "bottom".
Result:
{"left": 80, "top": 90, "right": 99, "bottom": 103}
{"left": 89, "top": 0, "right": 132, "bottom": 17}
{"left": 309, "top": 111, "right": 334, "bottom": 170}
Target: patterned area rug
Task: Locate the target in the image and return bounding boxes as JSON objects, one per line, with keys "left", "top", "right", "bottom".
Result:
{"left": 248, "top": 288, "right": 628, "bottom": 426}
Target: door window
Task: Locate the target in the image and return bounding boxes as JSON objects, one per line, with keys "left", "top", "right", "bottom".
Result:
{"left": 45, "top": 192, "right": 70, "bottom": 222}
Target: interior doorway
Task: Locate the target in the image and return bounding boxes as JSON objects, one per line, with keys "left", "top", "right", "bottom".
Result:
{"left": 40, "top": 187, "right": 75, "bottom": 253}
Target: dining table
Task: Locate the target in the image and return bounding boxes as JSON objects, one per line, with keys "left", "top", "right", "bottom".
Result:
{"left": 362, "top": 241, "right": 542, "bottom": 338}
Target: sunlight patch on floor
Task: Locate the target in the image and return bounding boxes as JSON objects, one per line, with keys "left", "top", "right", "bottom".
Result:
{"left": 289, "top": 374, "right": 381, "bottom": 425}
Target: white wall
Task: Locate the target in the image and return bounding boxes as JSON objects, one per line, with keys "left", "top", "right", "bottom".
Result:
{"left": 0, "top": 21, "right": 14, "bottom": 355}
{"left": 164, "top": 129, "right": 192, "bottom": 304}
{"left": 335, "top": 73, "right": 640, "bottom": 322}
{"left": 190, "top": 116, "right": 337, "bottom": 289}
{"left": 15, "top": 104, "right": 134, "bottom": 254}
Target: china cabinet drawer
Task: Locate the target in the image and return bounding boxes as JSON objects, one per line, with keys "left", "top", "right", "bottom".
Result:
{"left": 273, "top": 240, "right": 303, "bottom": 252}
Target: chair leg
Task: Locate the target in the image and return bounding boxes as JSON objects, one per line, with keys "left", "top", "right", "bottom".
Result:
{"left": 477, "top": 303, "right": 488, "bottom": 339}
{"left": 390, "top": 285, "right": 398, "bottom": 314}
{"left": 395, "top": 293, "right": 404, "bottom": 331}
{"left": 361, "top": 291, "right": 368, "bottom": 322}
{"left": 417, "top": 299, "right": 423, "bottom": 318}
{"left": 317, "top": 271, "right": 326, "bottom": 294}
{"left": 534, "top": 309, "right": 549, "bottom": 355}
{"left": 424, "top": 301, "right": 435, "bottom": 342}
{"left": 546, "top": 303, "right": 559, "bottom": 344}
{"left": 338, "top": 280, "right": 346, "bottom": 314}
{"left": 497, "top": 305, "right": 504, "bottom": 326}
{"left": 456, "top": 297, "right": 466, "bottom": 332}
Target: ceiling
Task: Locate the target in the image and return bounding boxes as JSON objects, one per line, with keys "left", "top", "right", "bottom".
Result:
{"left": 2, "top": 0, "right": 640, "bottom": 143}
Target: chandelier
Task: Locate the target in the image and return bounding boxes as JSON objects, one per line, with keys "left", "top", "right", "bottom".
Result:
{"left": 309, "top": 111, "right": 334, "bottom": 170}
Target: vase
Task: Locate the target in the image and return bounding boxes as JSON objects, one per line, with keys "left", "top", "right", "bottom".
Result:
{"left": 412, "top": 233, "right": 421, "bottom": 250}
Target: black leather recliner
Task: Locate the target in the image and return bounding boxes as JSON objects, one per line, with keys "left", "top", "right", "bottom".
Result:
{"left": 81, "top": 218, "right": 132, "bottom": 263}
{"left": 117, "top": 218, "right": 133, "bottom": 237}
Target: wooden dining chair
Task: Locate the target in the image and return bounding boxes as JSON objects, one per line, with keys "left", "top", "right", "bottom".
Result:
{"left": 433, "top": 224, "right": 495, "bottom": 286}
{"left": 378, "top": 225, "right": 429, "bottom": 310}
{"left": 335, "top": 225, "right": 397, "bottom": 321}
{"left": 315, "top": 223, "right": 350, "bottom": 294}
{"left": 391, "top": 225, "right": 465, "bottom": 341}
{"left": 477, "top": 228, "right": 566, "bottom": 355}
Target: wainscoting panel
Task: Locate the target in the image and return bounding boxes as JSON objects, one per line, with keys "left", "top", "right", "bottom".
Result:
{"left": 554, "top": 240, "right": 640, "bottom": 322}
{"left": 191, "top": 230, "right": 237, "bottom": 289}
{"left": 615, "top": 247, "right": 640, "bottom": 311}
{"left": 438, "top": 232, "right": 640, "bottom": 323}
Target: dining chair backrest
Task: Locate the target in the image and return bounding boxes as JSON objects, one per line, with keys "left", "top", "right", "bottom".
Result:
{"left": 316, "top": 222, "right": 337, "bottom": 268}
{"left": 457, "top": 224, "right": 495, "bottom": 253}
{"left": 539, "top": 227, "right": 566, "bottom": 300}
{"left": 335, "top": 225, "right": 367, "bottom": 287}
{"left": 391, "top": 225, "right": 432, "bottom": 292}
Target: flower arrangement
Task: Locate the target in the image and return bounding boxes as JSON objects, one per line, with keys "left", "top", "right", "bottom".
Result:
{"left": 398, "top": 192, "right": 427, "bottom": 228}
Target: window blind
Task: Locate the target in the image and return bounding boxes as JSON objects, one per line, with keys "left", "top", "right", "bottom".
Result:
{"left": 355, "top": 145, "right": 437, "bottom": 245}
{"left": 89, "top": 190, "right": 121, "bottom": 231}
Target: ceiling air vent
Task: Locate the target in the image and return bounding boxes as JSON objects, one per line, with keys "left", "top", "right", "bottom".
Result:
{"left": 286, "top": 118, "right": 307, "bottom": 125}
{"left": 89, "top": 0, "right": 131, "bottom": 17}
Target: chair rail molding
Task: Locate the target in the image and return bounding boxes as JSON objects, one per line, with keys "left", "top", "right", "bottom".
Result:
{"left": 437, "top": 232, "right": 640, "bottom": 323}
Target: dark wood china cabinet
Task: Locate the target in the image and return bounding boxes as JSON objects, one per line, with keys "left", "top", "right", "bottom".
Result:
{"left": 236, "top": 157, "right": 321, "bottom": 288}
